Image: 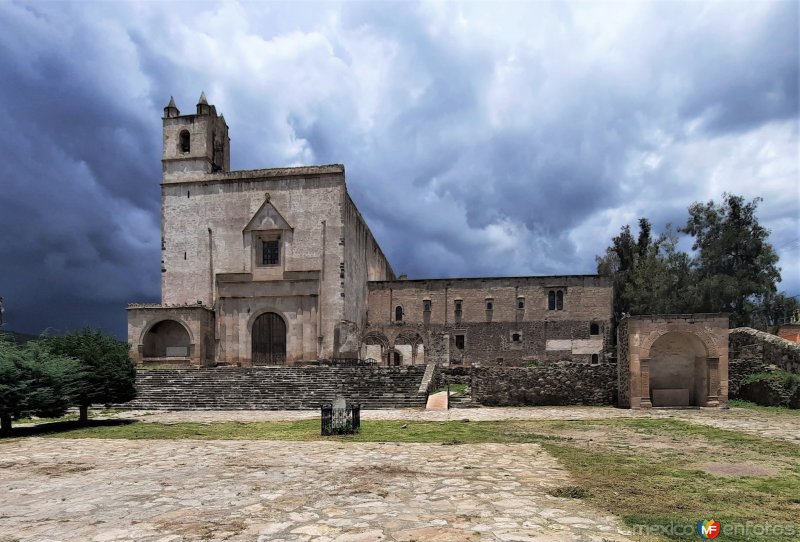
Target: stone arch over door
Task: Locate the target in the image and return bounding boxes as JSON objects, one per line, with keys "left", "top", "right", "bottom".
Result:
{"left": 640, "top": 331, "right": 719, "bottom": 407}
{"left": 361, "top": 331, "right": 389, "bottom": 365}
{"left": 393, "top": 331, "right": 426, "bottom": 365}
{"left": 142, "top": 319, "right": 192, "bottom": 358}
{"left": 251, "top": 312, "right": 287, "bottom": 365}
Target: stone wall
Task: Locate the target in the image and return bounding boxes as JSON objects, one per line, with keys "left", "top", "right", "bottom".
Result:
{"left": 616, "top": 318, "right": 631, "bottom": 407}
{"left": 364, "top": 275, "right": 613, "bottom": 366}
{"left": 342, "top": 193, "right": 395, "bottom": 350}
{"left": 438, "top": 364, "right": 617, "bottom": 406}
{"left": 728, "top": 327, "right": 800, "bottom": 395}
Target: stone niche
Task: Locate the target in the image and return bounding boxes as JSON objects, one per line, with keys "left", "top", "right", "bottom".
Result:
{"left": 617, "top": 314, "right": 729, "bottom": 409}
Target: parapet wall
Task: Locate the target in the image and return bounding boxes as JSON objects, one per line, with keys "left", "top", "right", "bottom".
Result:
{"left": 729, "top": 327, "right": 800, "bottom": 395}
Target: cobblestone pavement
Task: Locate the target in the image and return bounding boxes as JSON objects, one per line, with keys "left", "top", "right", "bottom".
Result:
{"left": 117, "top": 406, "right": 800, "bottom": 442}
{"left": 0, "top": 438, "right": 638, "bottom": 542}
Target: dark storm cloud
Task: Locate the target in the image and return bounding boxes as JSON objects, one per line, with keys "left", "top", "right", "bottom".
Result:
{"left": 0, "top": 0, "right": 797, "bottom": 338}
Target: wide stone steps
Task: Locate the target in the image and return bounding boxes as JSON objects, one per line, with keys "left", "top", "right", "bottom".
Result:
{"left": 122, "top": 366, "right": 429, "bottom": 410}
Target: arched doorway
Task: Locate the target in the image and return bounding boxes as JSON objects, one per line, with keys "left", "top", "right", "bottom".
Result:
{"left": 361, "top": 332, "right": 389, "bottom": 365}
{"left": 391, "top": 350, "right": 402, "bottom": 366}
{"left": 394, "top": 332, "right": 425, "bottom": 365}
{"left": 143, "top": 320, "right": 190, "bottom": 358}
{"left": 252, "top": 312, "right": 286, "bottom": 365}
{"left": 649, "top": 332, "right": 708, "bottom": 407}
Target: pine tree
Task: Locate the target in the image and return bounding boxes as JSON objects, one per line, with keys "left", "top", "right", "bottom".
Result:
{"left": 43, "top": 329, "right": 136, "bottom": 423}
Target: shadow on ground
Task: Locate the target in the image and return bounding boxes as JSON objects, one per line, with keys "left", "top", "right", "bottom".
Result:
{"left": 0, "top": 419, "right": 137, "bottom": 438}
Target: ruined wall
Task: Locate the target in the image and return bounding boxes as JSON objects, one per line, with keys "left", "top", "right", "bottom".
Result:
{"left": 437, "top": 365, "right": 617, "bottom": 406}
{"left": 728, "top": 327, "right": 800, "bottom": 395}
{"left": 365, "top": 276, "right": 613, "bottom": 366}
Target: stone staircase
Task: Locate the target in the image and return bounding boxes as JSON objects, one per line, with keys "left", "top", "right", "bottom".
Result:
{"left": 122, "top": 366, "right": 430, "bottom": 410}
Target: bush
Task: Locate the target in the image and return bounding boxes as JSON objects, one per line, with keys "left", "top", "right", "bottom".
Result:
{"left": 737, "top": 370, "right": 800, "bottom": 409}
{"left": 42, "top": 329, "right": 137, "bottom": 422}
{"left": 0, "top": 338, "right": 78, "bottom": 434}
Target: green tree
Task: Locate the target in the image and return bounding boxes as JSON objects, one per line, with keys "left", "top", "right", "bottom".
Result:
{"left": 622, "top": 225, "right": 694, "bottom": 316}
{"left": 597, "top": 218, "right": 693, "bottom": 319}
{"left": 0, "top": 338, "right": 77, "bottom": 434}
{"left": 682, "top": 194, "right": 781, "bottom": 327}
{"left": 43, "top": 329, "right": 136, "bottom": 423}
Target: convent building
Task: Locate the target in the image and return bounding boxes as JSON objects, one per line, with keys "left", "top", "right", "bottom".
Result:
{"left": 127, "top": 95, "right": 613, "bottom": 368}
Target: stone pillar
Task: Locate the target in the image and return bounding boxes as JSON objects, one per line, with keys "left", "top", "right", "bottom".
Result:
{"left": 411, "top": 343, "right": 418, "bottom": 365}
{"left": 706, "top": 357, "right": 720, "bottom": 407}
{"left": 640, "top": 357, "right": 652, "bottom": 408}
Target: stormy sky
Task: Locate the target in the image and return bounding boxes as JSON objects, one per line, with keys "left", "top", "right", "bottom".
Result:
{"left": 0, "top": 1, "right": 797, "bottom": 338}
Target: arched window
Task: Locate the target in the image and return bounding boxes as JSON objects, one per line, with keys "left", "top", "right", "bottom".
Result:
{"left": 590, "top": 323, "right": 600, "bottom": 335}
{"left": 548, "top": 290, "right": 556, "bottom": 310}
{"left": 591, "top": 354, "right": 599, "bottom": 364}
{"left": 423, "top": 300, "right": 431, "bottom": 312}
{"left": 179, "top": 130, "right": 190, "bottom": 153}
{"left": 556, "top": 290, "right": 564, "bottom": 310}
{"left": 486, "top": 301, "right": 493, "bottom": 311}
{"left": 395, "top": 306, "right": 403, "bottom": 322}
{"left": 517, "top": 298, "right": 525, "bottom": 309}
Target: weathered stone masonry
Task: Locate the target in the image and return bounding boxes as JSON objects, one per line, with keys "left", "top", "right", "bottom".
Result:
{"left": 728, "top": 327, "right": 800, "bottom": 396}
{"left": 363, "top": 276, "right": 613, "bottom": 367}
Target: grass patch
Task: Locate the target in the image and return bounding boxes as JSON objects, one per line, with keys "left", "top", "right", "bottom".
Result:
{"left": 11, "top": 416, "right": 799, "bottom": 541}
{"left": 548, "top": 485, "right": 589, "bottom": 499}
{"left": 432, "top": 383, "right": 469, "bottom": 396}
{"left": 730, "top": 399, "right": 800, "bottom": 416}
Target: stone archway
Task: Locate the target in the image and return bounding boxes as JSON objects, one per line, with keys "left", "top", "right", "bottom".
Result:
{"left": 393, "top": 331, "right": 426, "bottom": 365}
{"left": 361, "top": 332, "right": 390, "bottom": 365}
{"left": 143, "top": 320, "right": 191, "bottom": 358}
{"left": 252, "top": 312, "right": 287, "bottom": 365}
{"left": 645, "top": 332, "right": 710, "bottom": 407}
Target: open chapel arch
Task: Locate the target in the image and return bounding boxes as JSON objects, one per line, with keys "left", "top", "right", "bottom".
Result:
{"left": 647, "top": 331, "right": 710, "bottom": 407}
{"left": 252, "top": 312, "right": 287, "bottom": 365}
{"left": 143, "top": 320, "right": 191, "bottom": 358}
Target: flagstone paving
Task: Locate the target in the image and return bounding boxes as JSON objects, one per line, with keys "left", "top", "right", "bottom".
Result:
{"left": 117, "top": 406, "right": 800, "bottom": 443}
{"left": 0, "top": 438, "right": 637, "bottom": 542}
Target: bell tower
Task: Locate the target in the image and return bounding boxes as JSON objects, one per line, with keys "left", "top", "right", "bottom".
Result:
{"left": 162, "top": 92, "right": 230, "bottom": 182}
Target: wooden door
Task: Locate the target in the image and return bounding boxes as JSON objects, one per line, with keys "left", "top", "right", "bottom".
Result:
{"left": 252, "top": 312, "right": 286, "bottom": 365}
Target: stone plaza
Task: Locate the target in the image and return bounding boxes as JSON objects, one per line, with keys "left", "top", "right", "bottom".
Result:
{"left": 2, "top": 406, "right": 798, "bottom": 542}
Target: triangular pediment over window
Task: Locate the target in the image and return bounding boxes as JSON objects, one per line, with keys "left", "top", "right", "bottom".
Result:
{"left": 243, "top": 198, "right": 293, "bottom": 232}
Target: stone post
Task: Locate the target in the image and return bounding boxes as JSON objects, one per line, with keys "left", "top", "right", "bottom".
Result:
{"left": 639, "top": 358, "right": 652, "bottom": 408}
{"left": 706, "top": 357, "right": 720, "bottom": 407}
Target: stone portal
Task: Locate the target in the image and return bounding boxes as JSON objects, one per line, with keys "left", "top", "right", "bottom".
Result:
{"left": 252, "top": 312, "right": 287, "bottom": 365}
{"left": 617, "top": 314, "right": 729, "bottom": 409}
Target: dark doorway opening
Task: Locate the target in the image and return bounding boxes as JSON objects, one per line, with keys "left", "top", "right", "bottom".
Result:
{"left": 252, "top": 312, "right": 286, "bottom": 365}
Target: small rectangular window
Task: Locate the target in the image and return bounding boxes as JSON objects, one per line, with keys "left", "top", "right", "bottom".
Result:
{"left": 454, "top": 300, "right": 462, "bottom": 312}
{"left": 517, "top": 298, "right": 525, "bottom": 309}
{"left": 455, "top": 334, "right": 465, "bottom": 349}
{"left": 262, "top": 239, "right": 280, "bottom": 265}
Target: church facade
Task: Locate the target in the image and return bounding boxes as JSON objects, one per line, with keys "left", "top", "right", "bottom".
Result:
{"left": 127, "top": 95, "right": 612, "bottom": 368}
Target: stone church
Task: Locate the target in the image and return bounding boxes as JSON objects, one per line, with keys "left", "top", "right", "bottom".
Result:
{"left": 127, "top": 94, "right": 614, "bottom": 368}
